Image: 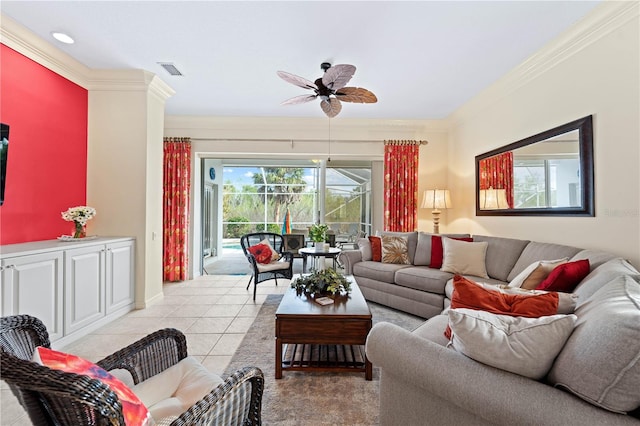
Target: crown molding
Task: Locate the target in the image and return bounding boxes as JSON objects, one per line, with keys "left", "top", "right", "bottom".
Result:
{"left": 1, "top": 14, "right": 175, "bottom": 99}
{"left": 164, "top": 115, "right": 448, "bottom": 140}
{"left": 87, "top": 69, "right": 175, "bottom": 99}
{"left": 449, "top": 0, "right": 639, "bottom": 126}
{"left": 0, "top": 13, "right": 91, "bottom": 87}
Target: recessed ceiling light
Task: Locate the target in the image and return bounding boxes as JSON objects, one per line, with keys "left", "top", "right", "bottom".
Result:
{"left": 51, "top": 32, "right": 74, "bottom": 44}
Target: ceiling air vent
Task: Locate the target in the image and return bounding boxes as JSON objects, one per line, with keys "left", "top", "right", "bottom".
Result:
{"left": 158, "top": 62, "right": 183, "bottom": 76}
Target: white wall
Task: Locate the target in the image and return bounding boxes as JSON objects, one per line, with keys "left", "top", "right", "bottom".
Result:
{"left": 447, "top": 2, "right": 640, "bottom": 267}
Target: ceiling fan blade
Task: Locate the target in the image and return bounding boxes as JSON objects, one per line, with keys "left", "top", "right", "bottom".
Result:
{"left": 281, "top": 94, "right": 318, "bottom": 105}
{"left": 277, "top": 71, "right": 318, "bottom": 91}
{"left": 322, "top": 64, "right": 355, "bottom": 91}
{"left": 320, "top": 98, "right": 342, "bottom": 118}
{"left": 335, "top": 87, "right": 378, "bottom": 103}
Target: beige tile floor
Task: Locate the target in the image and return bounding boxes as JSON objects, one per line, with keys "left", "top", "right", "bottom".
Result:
{"left": 1, "top": 274, "right": 288, "bottom": 426}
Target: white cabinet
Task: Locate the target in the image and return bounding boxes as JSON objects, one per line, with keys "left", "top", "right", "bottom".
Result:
{"left": 1, "top": 251, "right": 64, "bottom": 341}
{"left": 106, "top": 241, "right": 134, "bottom": 314}
{"left": 64, "top": 244, "right": 106, "bottom": 335}
{"left": 0, "top": 237, "right": 135, "bottom": 346}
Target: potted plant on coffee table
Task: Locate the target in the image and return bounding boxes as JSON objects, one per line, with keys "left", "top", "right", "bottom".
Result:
{"left": 292, "top": 268, "right": 352, "bottom": 297}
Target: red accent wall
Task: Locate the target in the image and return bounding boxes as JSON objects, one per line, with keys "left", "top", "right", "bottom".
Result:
{"left": 0, "top": 44, "right": 88, "bottom": 245}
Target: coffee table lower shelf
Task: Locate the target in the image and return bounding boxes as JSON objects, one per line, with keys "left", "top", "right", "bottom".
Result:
{"left": 280, "top": 343, "right": 368, "bottom": 374}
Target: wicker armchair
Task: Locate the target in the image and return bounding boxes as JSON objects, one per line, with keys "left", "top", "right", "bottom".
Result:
{"left": 240, "top": 232, "right": 294, "bottom": 300}
{"left": 0, "top": 315, "right": 264, "bottom": 425}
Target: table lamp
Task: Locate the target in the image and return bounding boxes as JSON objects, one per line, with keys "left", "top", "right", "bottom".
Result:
{"left": 421, "top": 189, "right": 452, "bottom": 234}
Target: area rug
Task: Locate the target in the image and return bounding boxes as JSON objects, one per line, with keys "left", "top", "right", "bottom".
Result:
{"left": 223, "top": 294, "right": 425, "bottom": 425}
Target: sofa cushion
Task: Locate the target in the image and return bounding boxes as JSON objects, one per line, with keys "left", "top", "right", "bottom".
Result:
{"left": 472, "top": 235, "right": 530, "bottom": 281}
{"left": 571, "top": 249, "right": 617, "bottom": 270}
{"left": 448, "top": 309, "right": 577, "bottom": 380}
{"left": 450, "top": 281, "right": 577, "bottom": 314}
{"left": 441, "top": 238, "right": 489, "bottom": 278}
{"left": 508, "top": 258, "right": 569, "bottom": 289}
{"left": 430, "top": 236, "right": 473, "bottom": 269}
{"left": 507, "top": 242, "right": 582, "bottom": 282}
{"left": 412, "top": 314, "right": 450, "bottom": 346}
{"left": 446, "top": 275, "right": 561, "bottom": 339}
{"left": 381, "top": 235, "right": 411, "bottom": 264}
{"left": 450, "top": 275, "right": 561, "bottom": 317}
{"left": 536, "top": 259, "right": 590, "bottom": 292}
{"left": 573, "top": 257, "right": 639, "bottom": 305}
{"left": 444, "top": 275, "right": 508, "bottom": 300}
{"left": 394, "top": 267, "right": 454, "bottom": 294}
{"left": 382, "top": 231, "right": 418, "bottom": 264}
{"left": 547, "top": 274, "right": 640, "bottom": 414}
{"left": 369, "top": 236, "right": 382, "bottom": 261}
{"left": 353, "top": 260, "right": 411, "bottom": 284}
{"left": 414, "top": 233, "right": 471, "bottom": 266}
{"left": 357, "top": 237, "right": 373, "bottom": 261}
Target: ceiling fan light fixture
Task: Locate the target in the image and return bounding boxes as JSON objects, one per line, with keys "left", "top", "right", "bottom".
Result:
{"left": 277, "top": 62, "right": 377, "bottom": 118}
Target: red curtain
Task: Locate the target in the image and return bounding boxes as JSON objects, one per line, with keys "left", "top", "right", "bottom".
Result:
{"left": 163, "top": 137, "right": 191, "bottom": 282}
{"left": 479, "top": 151, "right": 514, "bottom": 208}
{"left": 383, "top": 141, "right": 420, "bottom": 232}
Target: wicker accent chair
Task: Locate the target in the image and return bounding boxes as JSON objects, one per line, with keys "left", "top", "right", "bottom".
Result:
{"left": 240, "top": 232, "right": 294, "bottom": 300}
{"left": 0, "top": 314, "right": 264, "bottom": 426}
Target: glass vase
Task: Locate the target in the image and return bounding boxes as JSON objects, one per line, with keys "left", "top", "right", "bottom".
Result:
{"left": 73, "top": 221, "right": 86, "bottom": 238}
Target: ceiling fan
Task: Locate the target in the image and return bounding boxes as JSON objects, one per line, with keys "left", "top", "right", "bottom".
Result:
{"left": 277, "top": 62, "right": 377, "bottom": 118}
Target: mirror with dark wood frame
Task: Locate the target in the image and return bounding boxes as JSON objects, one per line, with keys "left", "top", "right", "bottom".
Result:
{"left": 475, "top": 115, "right": 594, "bottom": 216}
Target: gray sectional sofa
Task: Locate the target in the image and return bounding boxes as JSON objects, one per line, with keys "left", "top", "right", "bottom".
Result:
{"left": 338, "top": 232, "right": 640, "bottom": 424}
{"left": 339, "top": 232, "right": 617, "bottom": 318}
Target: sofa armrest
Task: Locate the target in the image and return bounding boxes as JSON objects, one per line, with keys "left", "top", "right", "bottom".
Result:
{"left": 366, "top": 322, "right": 638, "bottom": 425}
{"left": 338, "top": 250, "right": 362, "bottom": 275}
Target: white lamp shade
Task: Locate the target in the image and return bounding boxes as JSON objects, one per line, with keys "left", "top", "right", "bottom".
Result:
{"left": 479, "top": 188, "right": 509, "bottom": 209}
{"left": 421, "top": 189, "right": 452, "bottom": 210}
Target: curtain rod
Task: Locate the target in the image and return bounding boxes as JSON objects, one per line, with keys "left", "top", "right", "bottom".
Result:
{"left": 189, "top": 137, "right": 428, "bottom": 145}
{"left": 384, "top": 139, "right": 429, "bottom": 146}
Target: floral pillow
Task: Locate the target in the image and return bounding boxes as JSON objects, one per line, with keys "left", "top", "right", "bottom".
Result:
{"left": 33, "top": 346, "right": 153, "bottom": 426}
{"left": 381, "top": 235, "right": 410, "bottom": 264}
{"left": 248, "top": 243, "right": 273, "bottom": 264}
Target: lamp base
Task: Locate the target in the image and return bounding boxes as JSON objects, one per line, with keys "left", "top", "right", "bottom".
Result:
{"left": 432, "top": 210, "right": 441, "bottom": 234}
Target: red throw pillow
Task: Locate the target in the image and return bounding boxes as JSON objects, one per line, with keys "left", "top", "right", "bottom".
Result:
{"left": 248, "top": 243, "right": 273, "bottom": 264}
{"left": 445, "top": 275, "right": 559, "bottom": 339}
{"left": 34, "top": 347, "right": 153, "bottom": 426}
{"left": 368, "top": 236, "right": 382, "bottom": 262}
{"left": 430, "top": 236, "right": 473, "bottom": 269}
{"left": 536, "top": 259, "right": 590, "bottom": 292}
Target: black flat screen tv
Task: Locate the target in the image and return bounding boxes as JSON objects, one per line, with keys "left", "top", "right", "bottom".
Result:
{"left": 0, "top": 123, "right": 9, "bottom": 206}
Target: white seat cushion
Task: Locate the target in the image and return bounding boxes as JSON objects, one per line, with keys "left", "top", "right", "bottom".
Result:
{"left": 256, "top": 260, "right": 290, "bottom": 272}
{"left": 132, "top": 356, "right": 223, "bottom": 421}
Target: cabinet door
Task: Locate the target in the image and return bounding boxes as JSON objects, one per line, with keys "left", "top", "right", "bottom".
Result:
{"left": 64, "top": 245, "right": 106, "bottom": 335}
{"left": 1, "top": 252, "right": 64, "bottom": 341}
{"left": 105, "top": 240, "right": 135, "bottom": 314}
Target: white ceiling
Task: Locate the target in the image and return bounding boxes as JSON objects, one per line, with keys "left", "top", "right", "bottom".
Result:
{"left": 1, "top": 1, "right": 601, "bottom": 120}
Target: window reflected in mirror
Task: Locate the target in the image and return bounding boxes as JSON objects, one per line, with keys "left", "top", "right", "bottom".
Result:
{"left": 476, "top": 116, "right": 594, "bottom": 216}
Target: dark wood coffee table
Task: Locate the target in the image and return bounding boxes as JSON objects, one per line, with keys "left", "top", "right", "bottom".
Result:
{"left": 275, "top": 275, "right": 372, "bottom": 380}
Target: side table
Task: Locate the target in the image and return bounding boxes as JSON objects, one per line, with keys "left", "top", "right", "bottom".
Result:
{"left": 298, "top": 247, "right": 341, "bottom": 272}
